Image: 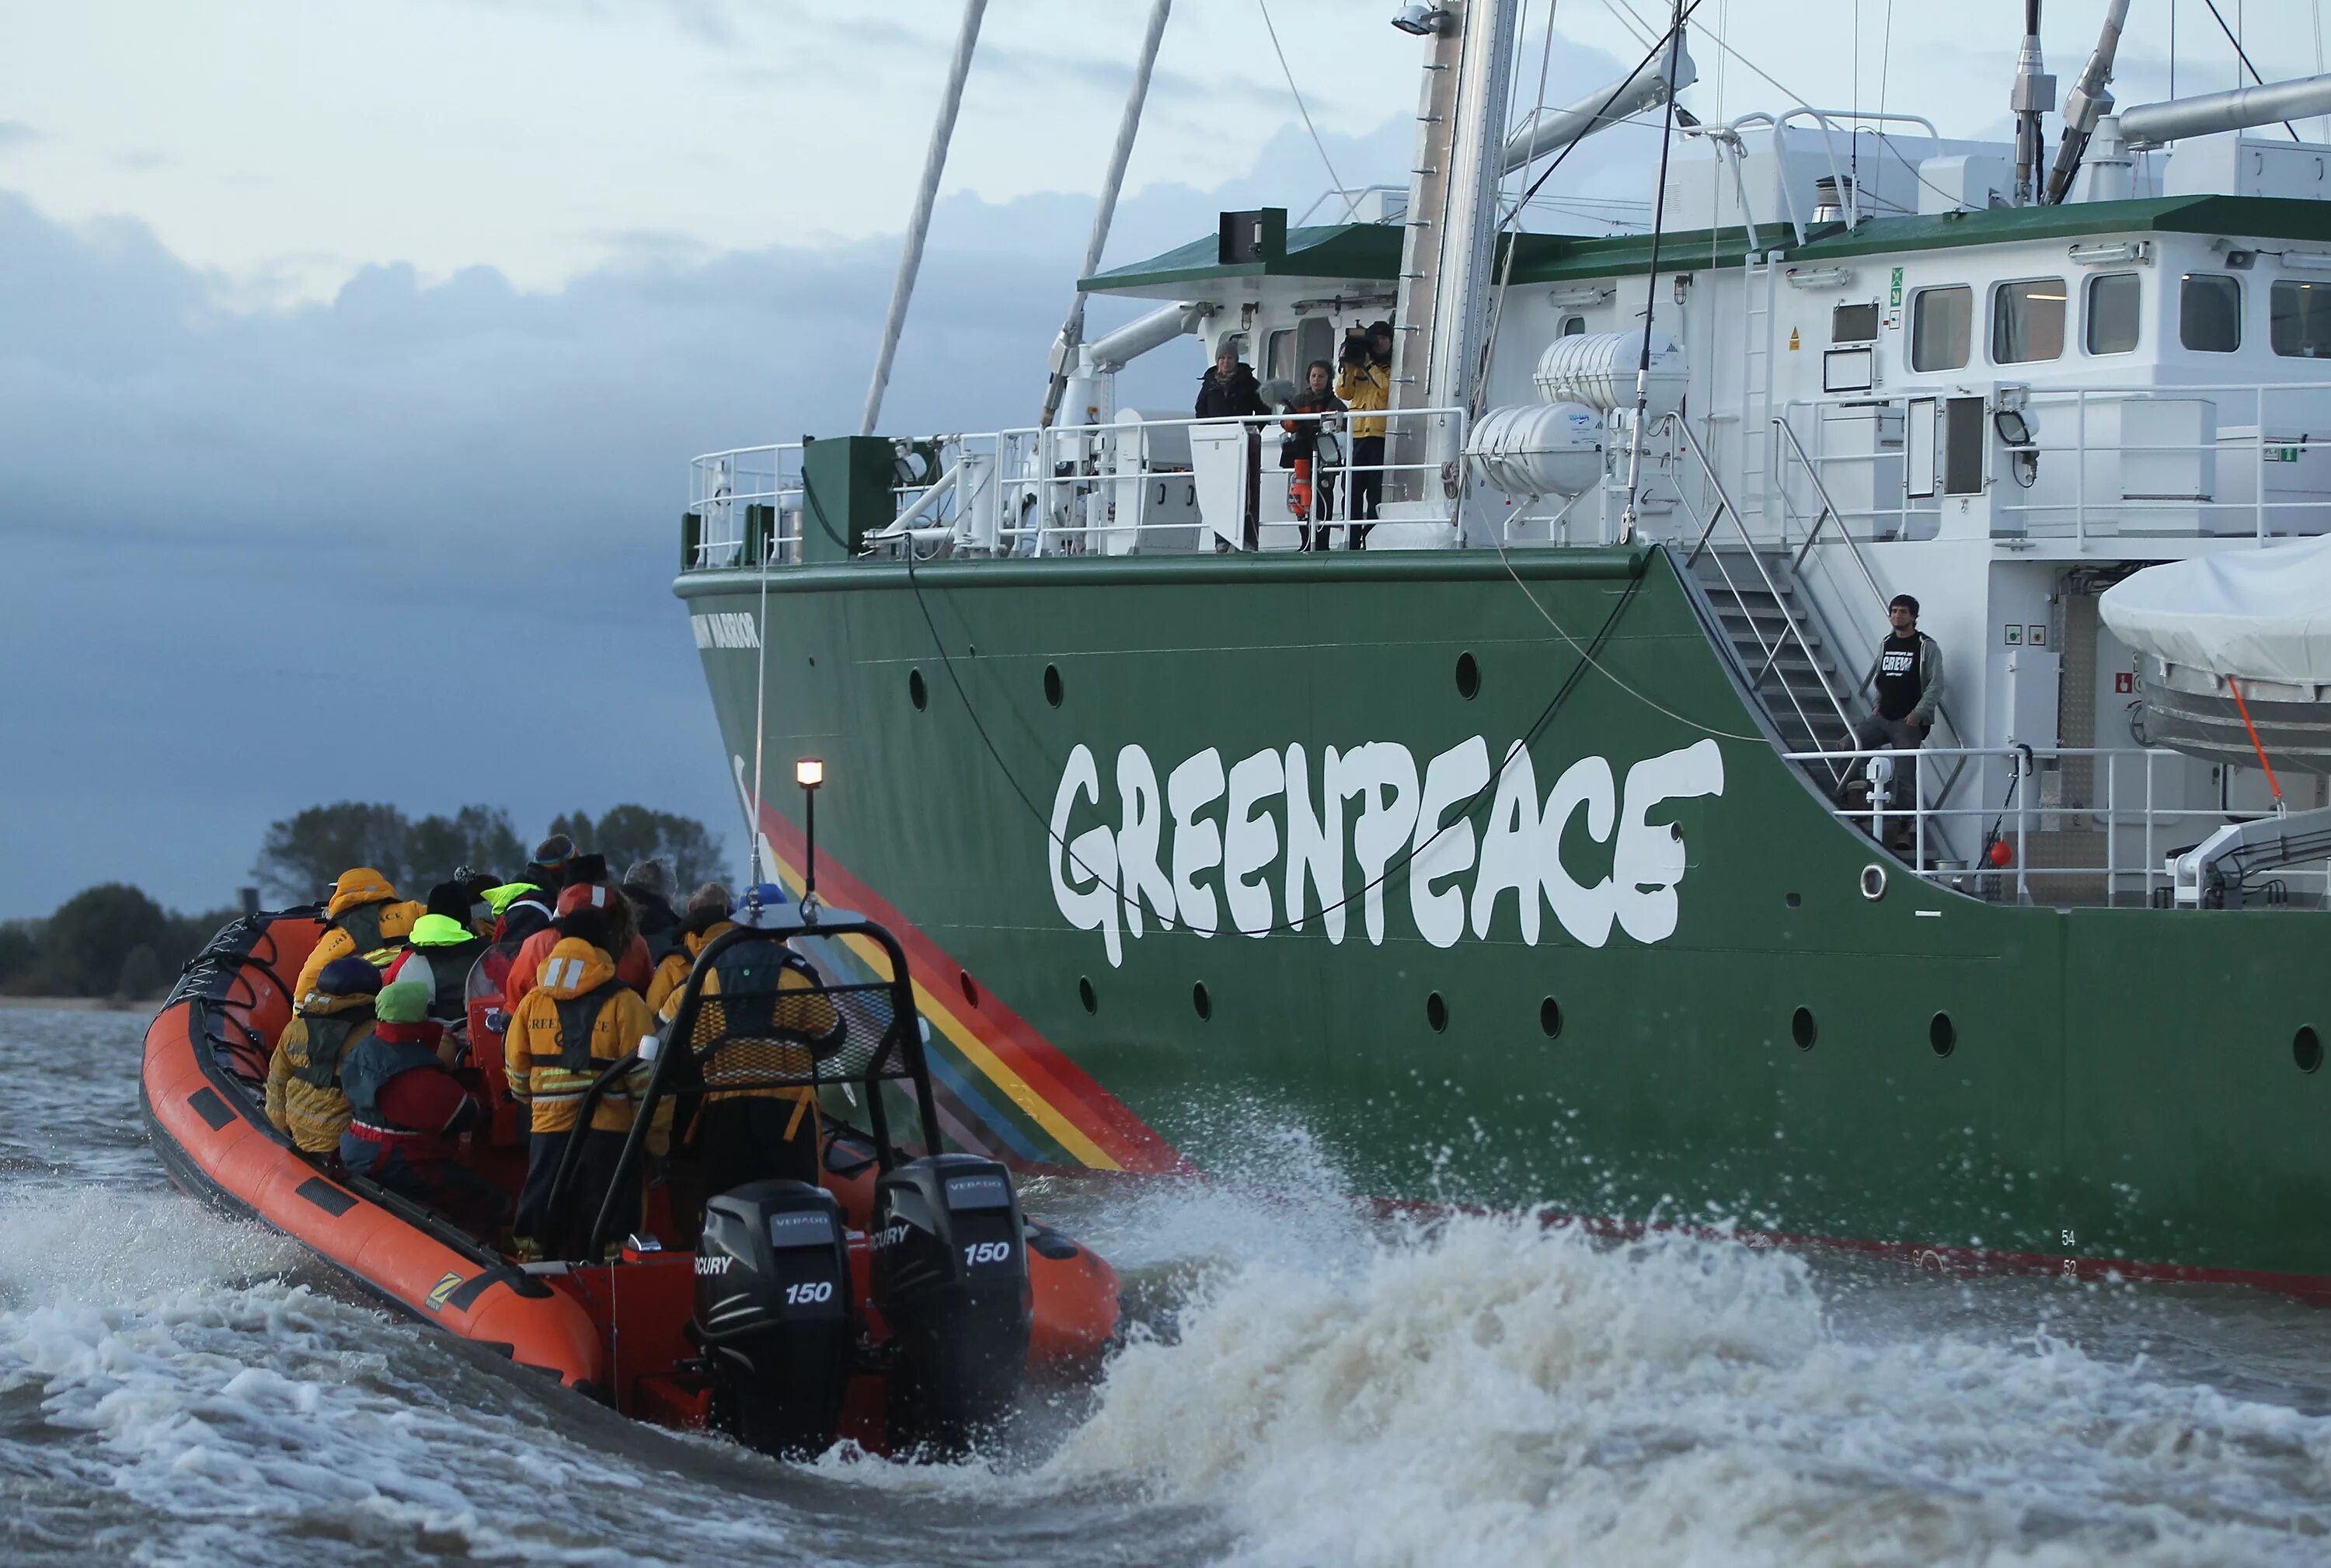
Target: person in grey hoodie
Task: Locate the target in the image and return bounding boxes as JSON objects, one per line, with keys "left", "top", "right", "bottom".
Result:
{"left": 1848, "top": 594, "right": 1944, "bottom": 838}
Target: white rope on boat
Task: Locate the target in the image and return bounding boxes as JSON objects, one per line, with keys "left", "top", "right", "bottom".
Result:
{"left": 1040, "top": 0, "right": 1174, "bottom": 428}
{"left": 861, "top": 0, "right": 989, "bottom": 437}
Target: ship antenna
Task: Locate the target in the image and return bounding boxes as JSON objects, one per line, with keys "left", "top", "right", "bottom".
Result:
{"left": 1618, "top": 0, "right": 1688, "bottom": 544}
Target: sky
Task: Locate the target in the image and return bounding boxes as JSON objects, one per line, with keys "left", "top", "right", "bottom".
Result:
{"left": 0, "top": 0, "right": 2312, "bottom": 917}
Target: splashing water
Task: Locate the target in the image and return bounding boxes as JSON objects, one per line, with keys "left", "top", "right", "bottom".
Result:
{"left": 6, "top": 1005, "right": 2331, "bottom": 1566}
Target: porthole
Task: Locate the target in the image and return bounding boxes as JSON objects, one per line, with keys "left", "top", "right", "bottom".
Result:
{"left": 1426, "top": 992, "right": 1449, "bottom": 1033}
{"left": 1043, "top": 664, "right": 1064, "bottom": 707}
{"left": 1192, "top": 981, "right": 1212, "bottom": 1022}
{"left": 908, "top": 668, "right": 928, "bottom": 710}
{"left": 960, "top": 970, "right": 981, "bottom": 1009}
{"left": 1785, "top": 891, "right": 1802, "bottom": 908}
{"left": 1539, "top": 996, "right": 1563, "bottom": 1038}
{"left": 1859, "top": 864, "right": 1888, "bottom": 901}
{"left": 2296, "top": 1026, "right": 2323, "bottom": 1074}
{"left": 1078, "top": 976, "right": 1097, "bottom": 1016}
{"left": 1455, "top": 651, "right": 1481, "bottom": 701}
{"left": 1792, "top": 1006, "right": 1818, "bottom": 1050}
{"left": 1930, "top": 1012, "right": 1956, "bottom": 1058}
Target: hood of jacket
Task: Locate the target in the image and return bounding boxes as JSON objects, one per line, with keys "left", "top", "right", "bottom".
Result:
{"left": 681, "top": 919, "right": 736, "bottom": 958}
{"left": 298, "top": 988, "right": 377, "bottom": 1019}
{"left": 326, "top": 868, "right": 398, "bottom": 918}
{"left": 533, "top": 936, "right": 617, "bottom": 999}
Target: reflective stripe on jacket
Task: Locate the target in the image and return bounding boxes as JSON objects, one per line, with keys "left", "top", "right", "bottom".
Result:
{"left": 504, "top": 938, "right": 668, "bottom": 1148}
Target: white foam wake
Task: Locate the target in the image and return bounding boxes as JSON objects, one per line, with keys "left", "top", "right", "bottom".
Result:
{"left": 1046, "top": 1211, "right": 2331, "bottom": 1568}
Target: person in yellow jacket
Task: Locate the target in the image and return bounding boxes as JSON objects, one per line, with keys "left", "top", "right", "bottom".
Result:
{"left": 264, "top": 956, "right": 383, "bottom": 1155}
{"left": 1334, "top": 321, "right": 1394, "bottom": 545}
{"left": 292, "top": 867, "right": 425, "bottom": 1002}
{"left": 657, "top": 897, "right": 844, "bottom": 1194}
{"left": 504, "top": 907, "right": 668, "bottom": 1260}
{"left": 644, "top": 882, "right": 733, "bottom": 1016}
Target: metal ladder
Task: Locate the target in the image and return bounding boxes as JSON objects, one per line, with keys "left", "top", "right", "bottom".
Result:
{"left": 1667, "top": 415, "right": 1859, "bottom": 788}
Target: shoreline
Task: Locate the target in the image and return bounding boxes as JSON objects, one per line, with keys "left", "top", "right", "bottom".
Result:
{"left": 0, "top": 995, "right": 144, "bottom": 1012}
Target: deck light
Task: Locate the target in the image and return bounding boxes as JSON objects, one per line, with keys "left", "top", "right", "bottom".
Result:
{"left": 1545, "top": 284, "right": 1613, "bottom": 308}
{"left": 2067, "top": 240, "right": 2149, "bottom": 267}
{"left": 2282, "top": 251, "right": 2331, "bottom": 273}
{"left": 797, "top": 758, "right": 825, "bottom": 912}
{"left": 1784, "top": 267, "right": 1855, "bottom": 290}
{"left": 1390, "top": 5, "right": 1453, "bottom": 36}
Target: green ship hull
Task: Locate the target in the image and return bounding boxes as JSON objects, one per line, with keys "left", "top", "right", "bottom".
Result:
{"left": 677, "top": 545, "right": 2331, "bottom": 1293}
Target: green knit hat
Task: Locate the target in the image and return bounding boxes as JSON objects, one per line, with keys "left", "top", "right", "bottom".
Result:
{"left": 375, "top": 981, "right": 431, "bottom": 1025}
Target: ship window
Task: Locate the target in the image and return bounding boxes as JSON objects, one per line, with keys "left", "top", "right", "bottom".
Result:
{"left": 1832, "top": 302, "right": 1880, "bottom": 343}
{"left": 1297, "top": 314, "right": 1334, "bottom": 372}
{"left": 1910, "top": 285, "right": 1971, "bottom": 371}
{"left": 2270, "top": 279, "right": 2331, "bottom": 357}
{"left": 1991, "top": 277, "right": 2068, "bottom": 364}
{"left": 1265, "top": 328, "right": 1295, "bottom": 382}
{"left": 1559, "top": 314, "right": 1588, "bottom": 337}
{"left": 2085, "top": 271, "right": 2141, "bottom": 354}
{"left": 2179, "top": 274, "right": 2242, "bottom": 352}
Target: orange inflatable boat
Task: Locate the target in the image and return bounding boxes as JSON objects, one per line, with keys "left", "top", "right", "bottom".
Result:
{"left": 142, "top": 904, "right": 1120, "bottom": 1456}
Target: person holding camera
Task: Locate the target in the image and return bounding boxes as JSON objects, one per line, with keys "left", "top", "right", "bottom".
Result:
{"left": 1336, "top": 321, "right": 1392, "bottom": 547}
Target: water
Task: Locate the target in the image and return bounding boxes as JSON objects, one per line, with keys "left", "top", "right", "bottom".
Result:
{"left": 5, "top": 1005, "right": 2329, "bottom": 1566}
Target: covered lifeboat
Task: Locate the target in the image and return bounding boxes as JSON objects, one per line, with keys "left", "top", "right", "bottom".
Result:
{"left": 141, "top": 903, "right": 1120, "bottom": 1455}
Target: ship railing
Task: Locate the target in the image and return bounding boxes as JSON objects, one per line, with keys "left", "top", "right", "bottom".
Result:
{"left": 1992, "top": 382, "right": 2331, "bottom": 545}
{"left": 1773, "top": 383, "right": 2331, "bottom": 549}
{"left": 685, "top": 442, "right": 805, "bottom": 569}
{"left": 856, "top": 406, "right": 1469, "bottom": 559}
{"left": 1777, "top": 742, "right": 2324, "bottom": 908}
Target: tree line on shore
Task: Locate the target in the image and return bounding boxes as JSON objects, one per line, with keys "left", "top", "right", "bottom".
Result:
{"left": 2, "top": 801, "right": 723, "bottom": 1002}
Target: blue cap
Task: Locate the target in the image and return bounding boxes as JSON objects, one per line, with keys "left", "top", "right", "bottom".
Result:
{"left": 315, "top": 956, "right": 384, "bottom": 997}
{"left": 734, "top": 882, "right": 791, "bottom": 913}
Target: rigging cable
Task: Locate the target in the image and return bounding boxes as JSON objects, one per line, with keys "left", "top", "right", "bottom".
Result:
{"left": 2198, "top": 0, "right": 2302, "bottom": 139}
{"left": 1259, "top": 0, "right": 1360, "bottom": 221}
{"left": 1617, "top": 0, "right": 1688, "bottom": 542}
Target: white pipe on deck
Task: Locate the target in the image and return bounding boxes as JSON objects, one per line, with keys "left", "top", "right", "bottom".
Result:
{"left": 2118, "top": 72, "right": 2331, "bottom": 148}
{"left": 1497, "top": 36, "right": 1695, "bottom": 174}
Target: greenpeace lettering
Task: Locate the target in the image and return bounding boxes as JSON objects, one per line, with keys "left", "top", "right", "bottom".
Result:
{"left": 1048, "top": 737, "right": 1725, "bottom": 967}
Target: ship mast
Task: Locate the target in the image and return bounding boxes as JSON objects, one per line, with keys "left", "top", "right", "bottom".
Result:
{"left": 1388, "top": 0, "right": 1523, "bottom": 504}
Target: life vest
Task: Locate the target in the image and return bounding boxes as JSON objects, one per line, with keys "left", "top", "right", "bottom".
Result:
{"left": 552, "top": 980, "right": 626, "bottom": 1074}
{"left": 418, "top": 936, "right": 487, "bottom": 1020}
{"left": 340, "top": 1031, "right": 447, "bottom": 1131}
{"left": 294, "top": 1009, "right": 376, "bottom": 1089}
{"left": 336, "top": 901, "right": 409, "bottom": 967}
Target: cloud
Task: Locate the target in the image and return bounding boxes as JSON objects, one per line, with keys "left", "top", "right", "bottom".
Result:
{"left": 0, "top": 38, "right": 1662, "bottom": 916}
{"left": 0, "top": 120, "right": 37, "bottom": 151}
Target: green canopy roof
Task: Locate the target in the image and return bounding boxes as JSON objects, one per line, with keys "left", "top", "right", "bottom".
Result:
{"left": 1080, "top": 195, "right": 2331, "bottom": 296}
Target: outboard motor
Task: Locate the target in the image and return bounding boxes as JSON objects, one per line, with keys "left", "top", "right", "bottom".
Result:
{"left": 872, "top": 1153, "right": 1032, "bottom": 1451}
{"left": 692, "top": 1179, "right": 852, "bottom": 1457}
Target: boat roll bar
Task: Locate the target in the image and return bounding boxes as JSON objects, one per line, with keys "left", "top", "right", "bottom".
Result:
{"left": 577, "top": 911, "right": 942, "bottom": 1262}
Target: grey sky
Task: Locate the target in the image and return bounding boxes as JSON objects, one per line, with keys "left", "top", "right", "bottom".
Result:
{"left": 0, "top": 1, "right": 2307, "bottom": 917}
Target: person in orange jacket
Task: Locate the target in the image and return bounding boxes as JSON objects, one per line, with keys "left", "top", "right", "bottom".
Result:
{"left": 293, "top": 868, "right": 425, "bottom": 1001}
{"left": 503, "top": 866, "right": 652, "bottom": 1011}
{"left": 504, "top": 906, "right": 667, "bottom": 1260}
